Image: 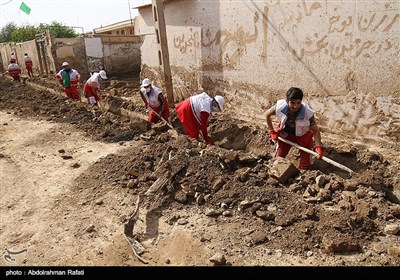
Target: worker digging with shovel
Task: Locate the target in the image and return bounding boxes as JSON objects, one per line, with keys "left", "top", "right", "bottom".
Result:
{"left": 139, "top": 78, "right": 171, "bottom": 125}
{"left": 265, "top": 87, "right": 323, "bottom": 170}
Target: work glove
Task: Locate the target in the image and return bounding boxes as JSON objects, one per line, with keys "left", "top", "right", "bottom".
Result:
{"left": 269, "top": 130, "right": 279, "bottom": 141}
{"left": 315, "top": 145, "right": 323, "bottom": 159}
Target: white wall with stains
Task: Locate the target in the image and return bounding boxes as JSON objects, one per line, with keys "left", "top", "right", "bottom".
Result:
{"left": 138, "top": 0, "right": 400, "bottom": 142}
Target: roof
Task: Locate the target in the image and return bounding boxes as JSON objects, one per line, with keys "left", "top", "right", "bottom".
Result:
{"left": 93, "top": 19, "right": 134, "bottom": 34}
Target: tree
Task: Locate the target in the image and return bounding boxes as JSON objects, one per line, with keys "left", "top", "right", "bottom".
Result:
{"left": 11, "top": 25, "right": 37, "bottom": 42}
{"left": 0, "top": 21, "right": 78, "bottom": 43}
{"left": 37, "top": 21, "right": 78, "bottom": 38}
{"left": 0, "top": 22, "right": 18, "bottom": 43}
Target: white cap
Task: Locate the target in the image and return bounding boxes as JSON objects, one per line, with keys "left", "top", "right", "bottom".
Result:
{"left": 214, "top": 95, "right": 225, "bottom": 111}
{"left": 99, "top": 70, "right": 108, "bottom": 79}
{"left": 141, "top": 78, "right": 151, "bottom": 88}
{"left": 62, "top": 62, "right": 69, "bottom": 67}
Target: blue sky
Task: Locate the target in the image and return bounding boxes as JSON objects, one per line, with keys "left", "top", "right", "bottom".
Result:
{"left": 0, "top": 0, "right": 151, "bottom": 33}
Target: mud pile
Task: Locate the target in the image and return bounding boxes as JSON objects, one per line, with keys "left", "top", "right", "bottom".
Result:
{"left": 1, "top": 77, "right": 399, "bottom": 266}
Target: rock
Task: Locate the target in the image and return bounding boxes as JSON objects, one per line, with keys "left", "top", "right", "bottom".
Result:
{"left": 240, "top": 198, "right": 259, "bottom": 208}
{"left": 127, "top": 179, "right": 138, "bottom": 189}
{"left": 222, "top": 210, "right": 231, "bottom": 217}
{"left": 315, "top": 175, "right": 327, "bottom": 187}
{"left": 236, "top": 167, "right": 251, "bottom": 182}
{"left": 387, "top": 246, "right": 400, "bottom": 257}
{"left": 343, "top": 182, "right": 358, "bottom": 191}
{"left": 177, "top": 218, "right": 188, "bottom": 225}
{"left": 61, "top": 155, "right": 73, "bottom": 160}
{"left": 86, "top": 224, "right": 95, "bottom": 233}
{"left": 220, "top": 203, "right": 228, "bottom": 209}
{"left": 390, "top": 205, "right": 400, "bottom": 218}
{"left": 174, "top": 191, "right": 188, "bottom": 203}
{"left": 384, "top": 224, "right": 400, "bottom": 235}
{"left": 322, "top": 235, "right": 361, "bottom": 253}
{"left": 255, "top": 210, "right": 275, "bottom": 221}
{"left": 223, "top": 150, "right": 237, "bottom": 161}
{"left": 205, "top": 209, "right": 219, "bottom": 217}
{"left": 269, "top": 157, "right": 299, "bottom": 184}
{"left": 71, "top": 162, "right": 80, "bottom": 168}
{"left": 212, "top": 177, "right": 226, "bottom": 192}
{"left": 209, "top": 253, "right": 226, "bottom": 265}
{"left": 95, "top": 199, "right": 103, "bottom": 205}
{"left": 249, "top": 230, "right": 268, "bottom": 245}
{"left": 275, "top": 215, "right": 295, "bottom": 226}
{"left": 289, "top": 183, "right": 304, "bottom": 193}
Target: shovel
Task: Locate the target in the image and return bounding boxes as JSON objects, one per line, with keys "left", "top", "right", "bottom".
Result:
{"left": 148, "top": 107, "right": 178, "bottom": 137}
{"left": 277, "top": 136, "right": 354, "bottom": 174}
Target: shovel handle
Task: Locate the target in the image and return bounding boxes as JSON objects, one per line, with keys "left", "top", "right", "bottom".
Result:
{"left": 148, "top": 107, "right": 175, "bottom": 130}
{"left": 277, "top": 136, "right": 354, "bottom": 174}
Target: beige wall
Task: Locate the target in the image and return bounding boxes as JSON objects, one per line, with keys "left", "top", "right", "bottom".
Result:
{"left": 101, "top": 35, "right": 141, "bottom": 74}
{"left": 138, "top": 0, "right": 400, "bottom": 142}
{"left": 1, "top": 32, "right": 142, "bottom": 81}
{"left": 0, "top": 41, "right": 39, "bottom": 74}
{"left": 54, "top": 37, "right": 88, "bottom": 77}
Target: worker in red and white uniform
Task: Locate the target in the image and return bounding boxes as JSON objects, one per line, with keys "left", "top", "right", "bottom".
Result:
{"left": 83, "top": 70, "right": 108, "bottom": 106}
{"left": 10, "top": 52, "right": 17, "bottom": 63}
{"left": 8, "top": 60, "right": 21, "bottom": 81}
{"left": 56, "top": 62, "right": 81, "bottom": 100}
{"left": 23, "top": 53, "right": 33, "bottom": 77}
{"left": 175, "top": 92, "right": 225, "bottom": 145}
{"left": 265, "top": 87, "right": 323, "bottom": 170}
{"left": 139, "top": 78, "right": 170, "bottom": 124}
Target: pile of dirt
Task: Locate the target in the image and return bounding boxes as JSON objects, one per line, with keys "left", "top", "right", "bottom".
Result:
{"left": 1, "top": 77, "right": 399, "bottom": 266}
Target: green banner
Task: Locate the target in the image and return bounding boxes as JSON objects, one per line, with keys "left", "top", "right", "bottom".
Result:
{"left": 20, "top": 2, "right": 31, "bottom": 15}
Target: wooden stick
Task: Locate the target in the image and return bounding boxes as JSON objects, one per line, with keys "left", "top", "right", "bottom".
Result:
{"left": 124, "top": 235, "right": 149, "bottom": 264}
{"left": 148, "top": 107, "right": 176, "bottom": 131}
{"left": 277, "top": 136, "right": 354, "bottom": 174}
{"left": 123, "top": 196, "right": 149, "bottom": 264}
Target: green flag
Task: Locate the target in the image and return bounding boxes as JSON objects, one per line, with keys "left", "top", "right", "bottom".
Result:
{"left": 20, "top": 2, "right": 31, "bottom": 15}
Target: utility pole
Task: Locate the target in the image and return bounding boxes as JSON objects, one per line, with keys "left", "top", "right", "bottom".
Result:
{"left": 128, "top": 0, "right": 133, "bottom": 26}
{"left": 151, "top": 0, "right": 175, "bottom": 106}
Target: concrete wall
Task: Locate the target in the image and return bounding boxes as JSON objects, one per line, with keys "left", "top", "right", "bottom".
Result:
{"left": 53, "top": 37, "right": 88, "bottom": 78}
{"left": 137, "top": 0, "right": 400, "bottom": 142}
{"left": 1, "top": 33, "right": 142, "bottom": 81}
{"left": 100, "top": 35, "right": 141, "bottom": 74}
{"left": 0, "top": 41, "right": 39, "bottom": 75}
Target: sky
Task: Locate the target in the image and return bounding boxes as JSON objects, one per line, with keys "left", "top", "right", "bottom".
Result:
{"left": 0, "top": 0, "right": 151, "bottom": 33}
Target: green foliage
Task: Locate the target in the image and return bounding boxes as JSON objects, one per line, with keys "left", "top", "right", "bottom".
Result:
{"left": 11, "top": 25, "right": 37, "bottom": 42}
{"left": 0, "top": 22, "right": 18, "bottom": 43}
{"left": 0, "top": 21, "right": 78, "bottom": 43}
{"left": 38, "top": 21, "right": 78, "bottom": 38}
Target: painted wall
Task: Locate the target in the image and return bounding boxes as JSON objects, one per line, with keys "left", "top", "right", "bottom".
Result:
{"left": 138, "top": 0, "right": 400, "bottom": 142}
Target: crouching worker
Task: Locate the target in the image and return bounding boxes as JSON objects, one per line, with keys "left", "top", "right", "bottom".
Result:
{"left": 265, "top": 87, "right": 323, "bottom": 170}
{"left": 139, "top": 78, "right": 170, "bottom": 124}
{"left": 175, "top": 92, "right": 224, "bottom": 145}
{"left": 83, "top": 70, "right": 108, "bottom": 106}
{"left": 8, "top": 60, "right": 21, "bottom": 81}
